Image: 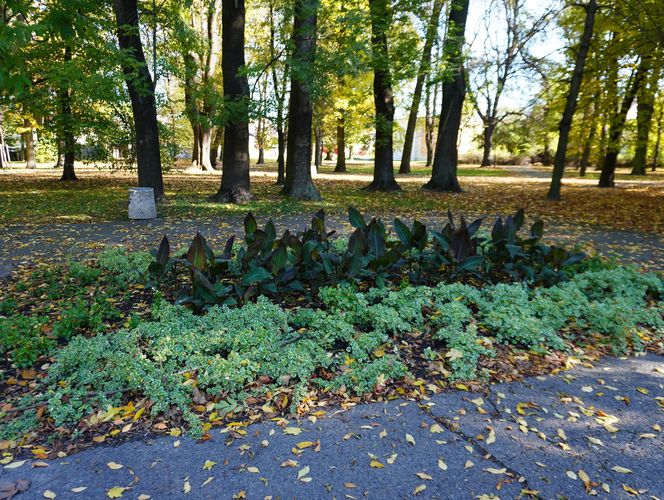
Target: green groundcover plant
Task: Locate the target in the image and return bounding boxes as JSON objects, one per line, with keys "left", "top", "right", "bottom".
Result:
{"left": 1, "top": 209, "right": 662, "bottom": 441}
{"left": 44, "top": 267, "right": 663, "bottom": 437}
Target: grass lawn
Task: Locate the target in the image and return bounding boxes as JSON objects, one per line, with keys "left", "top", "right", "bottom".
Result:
{"left": 1, "top": 166, "right": 663, "bottom": 234}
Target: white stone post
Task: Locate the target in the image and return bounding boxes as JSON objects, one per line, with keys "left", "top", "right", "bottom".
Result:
{"left": 128, "top": 187, "right": 157, "bottom": 219}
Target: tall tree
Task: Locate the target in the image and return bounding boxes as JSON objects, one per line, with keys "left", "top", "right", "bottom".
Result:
{"left": 630, "top": 60, "right": 660, "bottom": 175}
{"left": 547, "top": 0, "right": 597, "bottom": 201}
{"left": 113, "top": 0, "right": 165, "bottom": 200}
{"left": 182, "top": 0, "right": 222, "bottom": 172}
{"left": 423, "top": 0, "right": 470, "bottom": 193}
{"left": 468, "top": 0, "right": 552, "bottom": 168}
{"left": 598, "top": 56, "right": 648, "bottom": 187}
{"left": 365, "top": 0, "right": 400, "bottom": 191}
{"left": 59, "top": 43, "right": 76, "bottom": 181}
{"left": 399, "top": 0, "right": 443, "bottom": 174}
{"left": 212, "top": 0, "right": 251, "bottom": 202}
{"left": 282, "top": 0, "right": 321, "bottom": 200}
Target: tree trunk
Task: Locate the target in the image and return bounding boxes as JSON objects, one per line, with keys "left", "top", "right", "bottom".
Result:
{"left": 599, "top": 59, "right": 648, "bottom": 188}
{"left": 652, "top": 103, "right": 663, "bottom": 171}
{"left": 113, "top": 0, "right": 165, "bottom": 200}
{"left": 399, "top": 0, "right": 443, "bottom": 174}
{"left": 53, "top": 140, "right": 64, "bottom": 169}
{"left": 546, "top": 0, "right": 596, "bottom": 200}
{"left": 60, "top": 45, "right": 77, "bottom": 181}
{"left": 325, "top": 148, "right": 332, "bottom": 161}
{"left": 282, "top": 0, "right": 321, "bottom": 200}
{"left": 424, "top": 74, "right": 437, "bottom": 168}
{"left": 199, "top": 126, "right": 214, "bottom": 171}
{"left": 365, "top": 0, "right": 400, "bottom": 192}
{"left": 335, "top": 115, "right": 346, "bottom": 172}
{"left": 210, "top": 127, "right": 222, "bottom": 168}
{"left": 480, "top": 122, "right": 495, "bottom": 167}
{"left": 314, "top": 126, "right": 323, "bottom": 168}
{"left": 276, "top": 128, "right": 286, "bottom": 184}
{"left": 423, "top": 0, "right": 469, "bottom": 193}
{"left": 212, "top": 0, "right": 251, "bottom": 202}
{"left": 23, "top": 118, "right": 37, "bottom": 169}
{"left": 630, "top": 67, "right": 659, "bottom": 175}
{"left": 579, "top": 122, "right": 596, "bottom": 177}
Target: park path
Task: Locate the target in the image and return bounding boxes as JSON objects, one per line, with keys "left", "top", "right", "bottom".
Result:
{"left": 1, "top": 354, "right": 663, "bottom": 499}
{"left": 1, "top": 212, "right": 662, "bottom": 279}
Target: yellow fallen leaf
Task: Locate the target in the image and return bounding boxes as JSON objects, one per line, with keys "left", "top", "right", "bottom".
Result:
{"left": 345, "top": 482, "right": 357, "bottom": 488}
{"left": 169, "top": 428, "right": 181, "bottom": 437}
{"left": 622, "top": 484, "right": 639, "bottom": 495}
{"left": 133, "top": 408, "right": 145, "bottom": 421}
{"left": 578, "top": 470, "right": 590, "bottom": 485}
{"left": 106, "top": 487, "right": 126, "bottom": 498}
{"left": 203, "top": 460, "right": 216, "bottom": 470}
{"left": 416, "top": 472, "right": 432, "bottom": 480}
{"left": 370, "top": 460, "right": 385, "bottom": 468}
{"left": 639, "top": 433, "right": 656, "bottom": 439}
{"left": 484, "top": 467, "right": 507, "bottom": 475}
{"left": 183, "top": 478, "right": 191, "bottom": 494}
{"left": 611, "top": 466, "right": 632, "bottom": 474}
{"left": 33, "top": 461, "right": 49, "bottom": 468}
{"left": 429, "top": 423, "right": 444, "bottom": 434}
{"left": 284, "top": 427, "right": 302, "bottom": 436}
{"left": 413, "top": 484, "right": 427, "bottom": 495}
{"left": 587, "top": 436, "right": 604, "bottom": 446}
{"left": 296, "top": 441, "right": 316, "bottom": 449}
{"left": 246, "top": 466, "right": 260, "bottom": 473}
{"left": 635, "top": 387, "right": 649, "bottom": 395}
{"left": 71, "top": 487, "right": 87, "bottom": 493}
{"left": 138, "top": 495, "right": 151, "bottom": 500}
{"left": 566, "top": 471, "right": 577, "bottom": 480}
{"left": 464, "top": 460, "right": 474, "bottom": 469}
{"left": 4, "top": 460, "right": 27, "bottom": 469}
{"left": 405, "top": 433, "right": 416, "bottom": 446}
{"left": 387, "top": 453, "right": 398, "bottom": 464}
{"left": 202, "top": 477, "right": 214, "bottom": 487}
{"left": 106, "top": 462, "right": 123, "bottom": 470}
{"left": 43, "top": 491, "right": 57, "bottom": 499}
{"left": 438, "top": 458, "right": 448, "bottom": 471}
{"left": 486, "top": 428, "right": 496, "bottom": 444}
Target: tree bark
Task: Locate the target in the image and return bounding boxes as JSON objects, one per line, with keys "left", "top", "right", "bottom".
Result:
{"left": 23, "top": 117, "right": 37, "bottom": 169}
{"left": 60, "top": 44, "right": 77, "bottom": 181}
{"left": 314, "top": 126, "right": 322, "bottom": 168}
{"left": 212, "top": 0, "right": 251, "bottom": 202}
{"left": 480, "top": 122, "right": 495, "bottom": 167}
{"left": 210, "top": 127, "right": 222, "bottom": 168}
{"left": 335, "top": 114, "right": 346, "bottom": 172}
{"left": 282, "top": 0, "right": 321, "bottom": 200}
{"left": 423, "top": 0, "right": 470, "bottom": 193}
{"left": 652, "top": 103, "right": 663, "bottom": 171}
{"left": 599, "top": 59, "right": 648, "bottom": 188}
{"left": 365, "top": 0, "right": 400, "bottom": 191}
{"left": 268, "top": 0, "right": 287, "bottom": 185}
{"left": 546, "top": 0, "right": 596, "bottom": 200}
{"left": 399, "top": 0, "right": 443, "bottom": 174}
{"left": 424, "top": 74, "right": 437, "bottom": 168}
{"left": 113, "top": 0, "right": 165, "bottom": 200}
{"left": 630, "top": 66, "right": 659, "bottom": 175}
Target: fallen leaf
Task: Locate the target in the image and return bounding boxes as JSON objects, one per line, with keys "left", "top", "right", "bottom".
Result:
{"left": 43, "top": 491, "right": 57, "bottom": 499}
{"left": 106, "top": 487, "right": 126, "bottom": 498}
{"left": 370, "top": 460, "right": 384, "bottom": 468}
{"left": 71, "top": 487, "right": 87, "bottom": 493}
{"left": 284, "top": 427, "right": 302, "bottom": 435}
{"left": 416, "top": 472, "right": 432, "bottom": 480}
{"left": 429, "top": 423, "right": 444, "bottom": 434}
{"left": 183, "top": 478, "right": 191, "bottom": 494}
{"left": 106, "top": 462, "right": 123, "bottom": 470}
{"left": 611, "top": 466, "right": 632, "bottom": 474}
{"left": 438, "top": 458, "right": 448, "bottom": 471}
{"left": 246, "top": 466, "right": 260, "bottom": 473}
{"left": 484, "top": 467, "right": 507, "bottom": 475}
{"left": 413, "top": 484, "right": 427, "bottom": 495}
{"left": 405, "top": 433, "right": 416, "bottom": 446}
{"left": 297, "top": 466, "right": 310, "bottom": 480}
{"left": 4, "top": 460, "right": 27, "bottom": 469}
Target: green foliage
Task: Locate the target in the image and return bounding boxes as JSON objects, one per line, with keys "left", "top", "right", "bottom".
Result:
{"left": 97, "top": 247, "right": 152, "bottom": 284}
{"left": 152, "top": 208, "right": 589, "bottom": 312}
{"left": 42, "top": 265, "right": 663, "bottom": 436}
{"left": 0, "top": 315, "right": 54, "bottom": 367}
